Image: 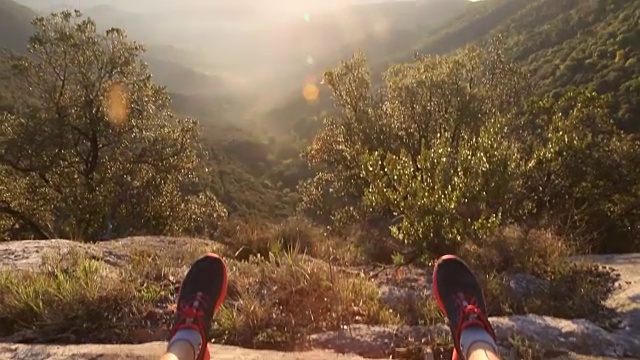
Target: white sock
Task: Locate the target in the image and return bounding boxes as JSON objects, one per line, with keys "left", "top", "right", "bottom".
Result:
{"left": 168, "top": 329, "right": 203, "bottom": 355}
{"left": 459, "top": 326, "right": 498, "bottom": 359}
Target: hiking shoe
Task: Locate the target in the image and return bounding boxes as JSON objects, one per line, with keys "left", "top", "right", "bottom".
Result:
{"left": 169, "top": 253, "right": 228, "bottom": 360}
{"left": 432, "top": 255, "right": 496, "bottom": 360}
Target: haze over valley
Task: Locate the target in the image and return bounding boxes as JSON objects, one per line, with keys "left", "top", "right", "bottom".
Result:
{"left": 7, "top": 0, "right": 477, "bottom": 125}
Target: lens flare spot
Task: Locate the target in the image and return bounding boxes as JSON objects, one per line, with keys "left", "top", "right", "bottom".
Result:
{"left": 303, "top": 13, "right": 311, "bottom": 22}
{"left": 303, "top": 83, "right": 319, "bottom": 102}
{"left": 106, "top": 83, "right": 130, "bottom": 125}
{"left": 306, "top": 55, "right": 314, "bottom": 65}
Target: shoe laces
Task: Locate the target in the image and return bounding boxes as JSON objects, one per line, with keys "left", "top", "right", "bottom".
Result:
{"left": 454, "top": 293, "right": 496, "bottom": 348}
{"left": 178, "top": 292, "right": 210, "bottom": 324}
{"left": 170, "top": 292, "right": 212, "bottom": 360}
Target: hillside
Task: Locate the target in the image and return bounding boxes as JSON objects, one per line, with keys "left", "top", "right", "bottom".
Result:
{"left": 1, "top": 0, "right": 234, "bottom": 97}
{"left": 502, "top": 0, "right": 640, "bottom": 133}
{"left": 0, "top": 0, "right": 36, "bottom": 51}
{"left": 392, "top": 0, "right": 640, "bottom": 132}
{"left": 144, "top": 56, "right": 228, "bottom": 96}
{"left": 255, "top": 0, "right": 511, "bottom": 132}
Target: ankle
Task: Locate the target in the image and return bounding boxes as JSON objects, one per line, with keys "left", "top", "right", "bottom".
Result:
{"left": 165, "top": 339, "right": 196, "bottom": 360}
{"left": 459, "top": 326, "right": 498, "bottom": 359}
{"left": 168, "top": 328, "right": 203, "bottom": 358}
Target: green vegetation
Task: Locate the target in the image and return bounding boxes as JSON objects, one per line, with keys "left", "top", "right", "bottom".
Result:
{"left": 0, "top": 0, "right": 639, "bottom": 358}
{"left": 406, "top": 0, "right": 640, "bottom": 133}
{"left": 301, "top": 39, "right": 639, "bottom": 255}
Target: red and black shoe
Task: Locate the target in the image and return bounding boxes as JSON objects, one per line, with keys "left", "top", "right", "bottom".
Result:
{"left": 432, "top": 255, "right": 496, "bottom": 360}
{"left": 169, "top": 253, "right": 228, "bottom": 360}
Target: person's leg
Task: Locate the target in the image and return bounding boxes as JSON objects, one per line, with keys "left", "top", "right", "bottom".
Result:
{"left": 467, "top": 342, "right": 501, "bottom": 360}
{"left": 432, "top": 255, "right": 501, "bottom": 360}
{"left": 160, "top": 253, "right": 228, "bottom": 360}
{"left": 160, "top": 340, "right": 195, "bottom": 360}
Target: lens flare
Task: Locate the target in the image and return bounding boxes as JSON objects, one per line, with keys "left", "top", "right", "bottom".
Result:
{"left": 106, "top": 83, "right": 130, "bottom": 125}
{"left": 303, "top": 83, "right": 319, "bottom": 102}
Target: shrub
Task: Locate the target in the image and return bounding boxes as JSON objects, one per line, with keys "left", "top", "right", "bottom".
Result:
{"left": 460, "top": 226, "right": 619, "bottom": 322}
{"left": 212, "top": 252, "right": 397, "bottom": 348}
{"left": 216, "top": 217, "right": 362, "bottom": 265}
{"left": 346, "top": 223, "right": 406, "bottom": 265}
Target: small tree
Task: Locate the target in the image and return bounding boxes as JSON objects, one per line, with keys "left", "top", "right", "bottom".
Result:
{"left": 0, "top": 11, "right": 226, "bottom": 241}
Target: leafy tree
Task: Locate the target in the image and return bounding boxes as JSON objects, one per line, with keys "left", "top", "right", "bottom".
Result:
{"left": 365, "top": 39, "right": 532, "bottom": 255}
{"left": 302, "top": 36, "right": 640, "bottom": 257}
{"left": 301, "top": 39, "right": 531, "bottom": 250}
{"left": 0, "top": 11, "right": 226, "bottom": 241}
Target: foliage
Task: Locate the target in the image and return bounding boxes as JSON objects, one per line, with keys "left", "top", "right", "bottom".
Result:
{"left": 0, "top": 11, "right": 227, "bottom": 241}
{"left": 460, "top": 227, "right": 618, "bottom": 323}
{"left": 301, "top": 38, "right": 640, "bottom": 256}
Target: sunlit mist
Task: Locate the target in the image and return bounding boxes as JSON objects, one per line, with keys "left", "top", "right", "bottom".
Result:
{"left": 106, "top": 83, "right": 130, "bottom": 125}
{"left": 70, "top": 0, "right": 469, "bottom": 117}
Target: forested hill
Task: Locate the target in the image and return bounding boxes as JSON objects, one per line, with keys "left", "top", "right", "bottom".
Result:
{"left": 401, "top": 0, "right": 640, "bottom": 133}
{"left": 0, "top": 0, "right": 36, "bottom": 51}
{"left": 504, "top": 0, "right": 640, "bottom": 133}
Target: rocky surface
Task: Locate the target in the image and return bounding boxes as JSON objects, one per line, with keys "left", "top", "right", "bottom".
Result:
{"left": 573, "top": 254, "right": 640, "bottom": 344}
{"left": 0, "top": 342, "right": 384, "bottom": 360}
{"left": 308, "top": 315, "right": 640, "bottom": 359}
{"left": 0, "top": 342, "right": 636, "bottom": 360}
{"left": 0, "top": 239, "right": 639, "bottom": 359}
